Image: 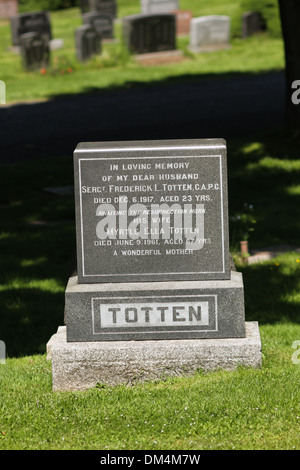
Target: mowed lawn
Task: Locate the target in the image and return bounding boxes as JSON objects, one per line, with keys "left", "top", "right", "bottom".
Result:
{"left": 0, "top": 1, "right": 285, "bottom": 102}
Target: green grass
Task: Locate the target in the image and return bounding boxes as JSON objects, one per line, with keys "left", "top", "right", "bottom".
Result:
{"left": 0, "top": 133, "right": 300, "bottom": 450}
{"left": 0, "top": 354, "right": 299, "bottom": 450}
{"left": 0, "top": 3, "right": 285, "bottom": 103}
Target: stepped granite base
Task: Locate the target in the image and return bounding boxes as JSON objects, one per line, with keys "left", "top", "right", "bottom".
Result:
{"left": 47, "top": 321, "right": 262, "bottom": 391}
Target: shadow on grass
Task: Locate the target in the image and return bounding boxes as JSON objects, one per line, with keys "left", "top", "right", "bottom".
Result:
{"left": 0, "top": 156, "right": 76, "bottom": 357}
{"left": 240, "top": 260, "right": 300, "bottom": 326}
{"left": 227, "top": 131, "right": 300, "bottom": 249}
{"left": 0, "top": 288, "right": 65, "bottom": 357}
{"left": 0, "top": 226, "right": 76, "bottom": 358}
{"left": 0, "top": 69, "right": 285, "bottom": 163}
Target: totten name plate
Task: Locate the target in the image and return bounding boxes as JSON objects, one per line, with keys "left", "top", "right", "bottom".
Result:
{"left": 73, "top": 139, "right": 230, "bottom": 284}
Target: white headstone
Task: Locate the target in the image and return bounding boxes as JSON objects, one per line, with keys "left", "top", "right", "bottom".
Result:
{"left": 141, "top": 0, "right": 179, "bottom": 14}
{"left": 189, "top": 16, "right": 231, "bottom": 52}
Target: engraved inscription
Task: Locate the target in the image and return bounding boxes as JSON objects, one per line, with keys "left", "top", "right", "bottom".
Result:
{"left": 92, "top": 295, "right": 218, "bottom": 333}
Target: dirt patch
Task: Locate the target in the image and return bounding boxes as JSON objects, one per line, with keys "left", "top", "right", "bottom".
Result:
{"left": 135, "top": 50, "right": 186, "bottom": 66}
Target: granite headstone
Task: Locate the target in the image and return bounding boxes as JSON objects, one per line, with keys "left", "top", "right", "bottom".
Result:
{"left": 80, "top": 0, "right": 117, "bottom": 18}
{"left": 47, "top": 138, "right": 262, "bottom": 389}
{"left": 189, "top": 15, "right": 231, "bottom": 52}
{"left": 10, "top": 11, "right": 52, "bottom": 46}
{"left": 20, "top": 32, "right": 50, "bottom": 71}
{"left": 75, "top": 25, "right": 101, "bottom": 62}
{"left": 172, "top": 10, "right": 193, "bottom": 36}
{"left": 82, "top": 12, "right": 114, "bottom": 40}
{"left": 242, "top": 11, "right": 266, "bottom": 38}
{"left": 63, "top": 138, "right": 247, "bottom": 343}
{"left": 74, "top": 139, "right": 230, "bottom": 284}
{"left": 141, "top": 0, "right": 179, "bottom": 14}
{"left": 123, "top": 13, "right": 176, "bottom": 54}
{"left": 0, "top": 0, "right": 18, "bottom": 19}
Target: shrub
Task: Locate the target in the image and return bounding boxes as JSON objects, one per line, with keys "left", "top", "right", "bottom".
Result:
{"left": 19, "top": 0, "right": 79, "bottom": 12}
{"left": 240, "top": 0, "right": 282, "bottom": 37}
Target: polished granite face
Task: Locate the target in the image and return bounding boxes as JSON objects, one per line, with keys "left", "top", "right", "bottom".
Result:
{"left": 11, "top": 11, "right": 52, "bottom": 46}
{"left": 82, "top": 12, "right": 114, "bottom": 39}
{"left": 123, "top": 13, "right": 176, "bottom": 54}
{"left": 73, "top": 139, "right": 230, "bottom": 284}
{"left": 80, "top": 0, "right": 117, "bottom": 18}
{"left": 65, "top": 272, "right": 245, "bottom": 342}
{"left": 75, "top": 25, "right": 101, "bottom": 62}
{"left": 20, "top": 32, "right": 50, "bottom": 71}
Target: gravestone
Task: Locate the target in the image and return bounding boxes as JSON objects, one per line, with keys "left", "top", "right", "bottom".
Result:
{"left": 141, "top": 0, "right": 179, "bottom": 14}
{"left": 80, "top": 0, "right": 117, "bottom": 18}
{"left": 242, "top": 11, "right": 266, "bottom": 38}
{"left": 123, "top": 13, "right": 176, "bottom": 54}
{"left": 189, "top": 15, "right": 231, "bottom": 52}
{"left": 20, "top": 32, "right": 50, "bottom": 71}
{"left": 172, "top": 9, "right": 192, "bottom": 36}
{"left": 10, "top": 11, "right": 52, "bottom": 46}
{"left": 47, "top": 139, "right": 262, "bottom": 390}
{"left": 0, "top": 0, "right": 18, "bottom": 19}
{"left": 75, "top": 140, "right": 230, "bottom": 284}
{"left": 75, "top": 25, "right": 101, "bottom": 62}
{"left": 82, "top": 12, "right": 114, "bottom": 40}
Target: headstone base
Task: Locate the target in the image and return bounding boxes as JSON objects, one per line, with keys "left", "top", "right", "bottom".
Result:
{"left": 188, "top": 44, "right": 231, "bottom": 53}
{"left": 134, "top": 49, "right": 184, "bottom": 66}
{"left": 47, "top": 322, "right": 261, "bottom": 391}
{"left": 64, "top": 271, "right": 246, "bottom": 342}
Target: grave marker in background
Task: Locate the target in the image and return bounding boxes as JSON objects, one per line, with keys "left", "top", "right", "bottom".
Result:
{"left": 82, "top": 12, "right": 114, "bottom": 40}
{"left": 80, "top": 0, "right": 117, "bottom": 18}
{"left": 10, "top": 11, "right": 52, "bottom": 46}
{"left": 172, "top": 9, "right": 192, "bottom": 36}
{"left": 123, "top": 13, "right": 176, "bottom": 54}
{"left": 75, "top": 25, "right": 101, "bottom": 62}
{"left": 141, "top": 0, "right": 178, "bottom": 14}
{"left": 20, "top": 32, "right": 50, "bottom": 71}
{"left": 242, "top": 11, "right": 266, "bottom": 38}
{"left": 189, "top": 15, "right": 231, "bottom": 52}
{"left": 0, "top": 0, "right": 18, "bottom": 19}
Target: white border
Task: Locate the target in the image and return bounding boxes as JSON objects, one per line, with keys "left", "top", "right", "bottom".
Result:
{"left": 78, "top": 153, "right": 225, "bottom": 278}
{"left": 74, "top": 144, "right": 226, "bottom": 154}
{"left": 91, "top": 294, "right": 218, "bottom": 335}
{"left": 75, "top": 144, "right": 226, "bottom": 153}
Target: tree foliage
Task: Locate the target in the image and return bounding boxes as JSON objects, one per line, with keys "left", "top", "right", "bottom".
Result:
{"left": 19, "top": 0, "right": 79, "bottom": 12}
